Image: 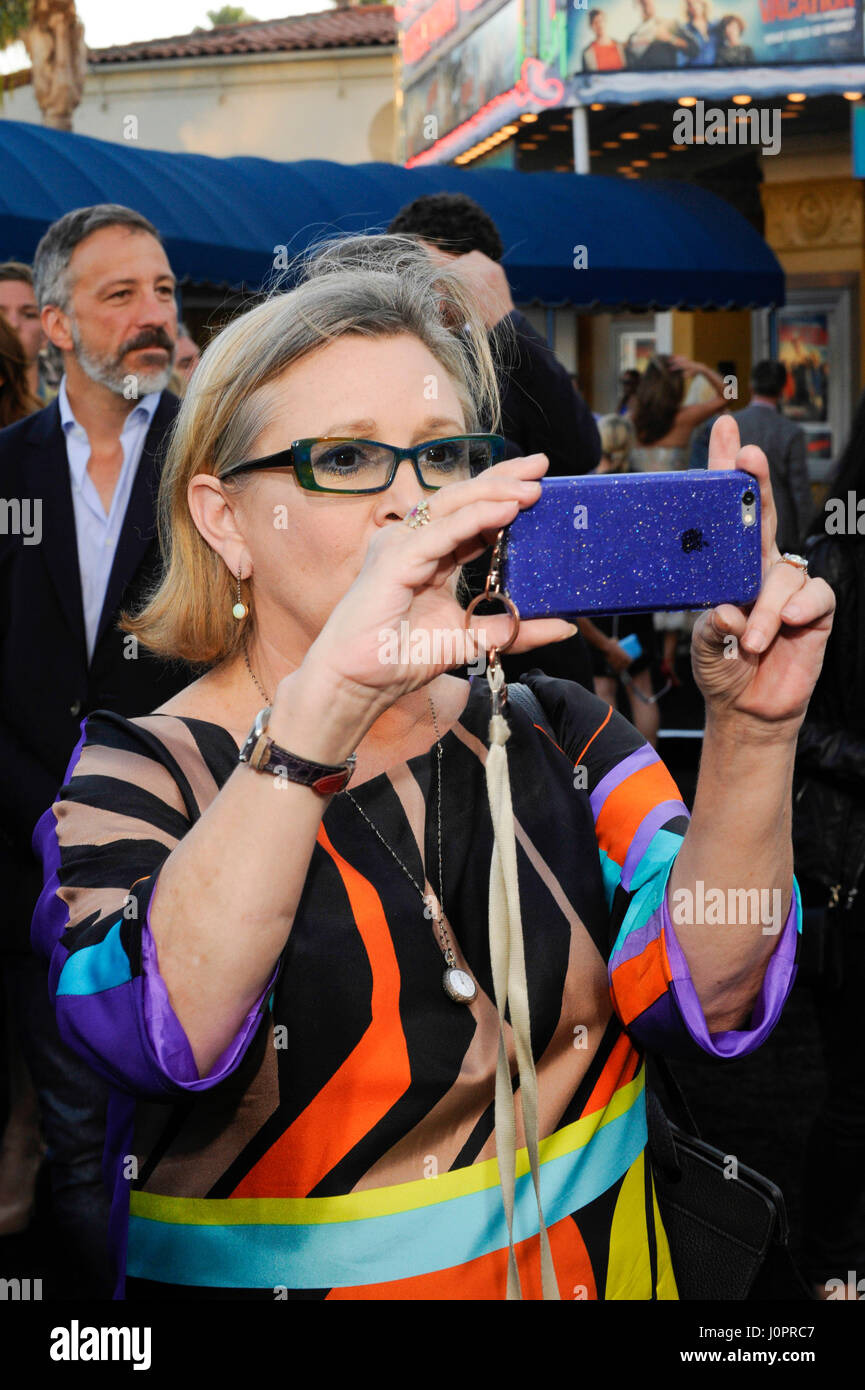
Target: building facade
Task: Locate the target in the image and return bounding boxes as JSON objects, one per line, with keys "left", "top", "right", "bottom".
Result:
{"left": 1, "top": 9, "right": 398, "bottom": 164}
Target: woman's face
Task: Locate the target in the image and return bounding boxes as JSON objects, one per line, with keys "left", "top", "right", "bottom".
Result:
{"left": 199, "top": 332, "right": 469, "bottom": 660}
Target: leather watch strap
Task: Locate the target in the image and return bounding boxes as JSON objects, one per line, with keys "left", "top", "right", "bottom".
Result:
{"left": 238, "top": 706, "right": 357, "bottom": 795}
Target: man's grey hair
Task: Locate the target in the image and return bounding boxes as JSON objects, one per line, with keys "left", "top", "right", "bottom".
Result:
{"left": 33, "top": 204, "right": 163, "bottom": 313}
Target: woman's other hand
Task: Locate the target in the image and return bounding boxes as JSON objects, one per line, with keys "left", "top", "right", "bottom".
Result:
{"left": 690, "top": 415, "right": 834, "bottom": 733}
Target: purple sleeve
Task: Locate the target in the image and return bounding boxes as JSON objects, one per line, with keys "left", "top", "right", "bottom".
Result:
{"left": 140, "top": 898, "right": 280, "bottom": 1089}
{"left": 659, "top": 877, "right": 801, "bottom": 1059}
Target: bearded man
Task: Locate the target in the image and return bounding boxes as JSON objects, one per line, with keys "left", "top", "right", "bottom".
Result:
{"left": 0, "top": 206, "right": 189, "bottom": 1295}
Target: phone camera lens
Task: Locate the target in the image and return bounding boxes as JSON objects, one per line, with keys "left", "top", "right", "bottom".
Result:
{"left": 742, "top": 490, "right": 755, "bottom": 506}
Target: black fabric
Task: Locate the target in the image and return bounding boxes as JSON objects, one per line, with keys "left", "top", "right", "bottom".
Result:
{"left": 490, "top": 309, "right": 601, "bottom": 478}
{"left": 793, "top": 533, "right": 865, "bottom": 906}
{"left": 0, "top": 393, "right": 191, "bottom": 950}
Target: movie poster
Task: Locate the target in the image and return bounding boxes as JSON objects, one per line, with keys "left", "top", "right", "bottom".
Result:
{"left": 565, "top": 0, "right": 860, "bottom": 77}
{"left": 778, "top": 311, "right": 829, "bottom": 424}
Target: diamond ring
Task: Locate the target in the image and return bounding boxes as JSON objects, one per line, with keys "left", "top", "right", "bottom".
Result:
{"left": 405, "top": 501, "right": 432, "bottom": 529}
{"left": 778, "top": 552, "right": 809, "bottom": 576}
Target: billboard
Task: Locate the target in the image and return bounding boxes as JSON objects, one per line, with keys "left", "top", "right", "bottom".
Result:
{"left": 566, "top": 0, "right": 861, "bottom": 77}
{"left": 401, "top": 0, "right": 523, "bottom": 158}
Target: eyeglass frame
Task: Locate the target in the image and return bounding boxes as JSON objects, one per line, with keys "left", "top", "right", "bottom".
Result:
{"left": 220, "top": 433, "right": 507, "bottom": 495}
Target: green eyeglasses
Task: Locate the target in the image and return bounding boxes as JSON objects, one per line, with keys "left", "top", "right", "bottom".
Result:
{"left": 221, "top": 434, "right": 506, "bottom": 494}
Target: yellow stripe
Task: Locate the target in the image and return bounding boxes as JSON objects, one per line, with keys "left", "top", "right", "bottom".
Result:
{"left": 131, "top": 1068, "right": 646, "bottom": 1228}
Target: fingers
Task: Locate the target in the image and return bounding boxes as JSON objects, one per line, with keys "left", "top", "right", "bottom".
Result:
{"left": 396, "top": 454, "right": 547, "bottom": 535}
{"left": 466, "top": 615, "right": 575, "bottom": 656}
{"left": 706, "top": 413, "right": 741, "bottom": 471}
{"left": 741, "top": 567, "right": 834, "bottom": 654}
{"left": 707, "top": 419, "right": 779, "bottom": 571}
{"left": 399, "top": 495, "right": 528, "bottom": 574}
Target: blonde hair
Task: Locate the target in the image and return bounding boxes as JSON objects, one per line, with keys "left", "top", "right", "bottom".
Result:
{"left": 598, "top": 413, "right": 635, "bottom": 472}
{"left": 120, "top": 233, "right": 505, "bottom": 665}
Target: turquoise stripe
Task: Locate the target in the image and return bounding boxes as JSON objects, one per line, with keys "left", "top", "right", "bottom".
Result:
{"left": 626, "top": 828, "right": 684, "bottom": 894}
{"left": 127, "top": 1094, "right": 648, "bottom": 1289}
{"left": 56, "top": 918, "right": 131, "bottom": 996}
{"left": 600, "top": 829, "right": 682, "bottom": 920}
{"left": 599, "top": 849, "right": 620, "bottom": 910}
{"left": 609, "top": 869, "right": 670, "bottom": 961}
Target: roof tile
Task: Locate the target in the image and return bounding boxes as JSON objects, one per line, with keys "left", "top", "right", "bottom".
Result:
{"left": 89, "top": 7, "right": 396, "bottom": 64}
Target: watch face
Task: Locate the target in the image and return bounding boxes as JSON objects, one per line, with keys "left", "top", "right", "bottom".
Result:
{"left": 443, "top": 967, "right": 477, "bottom": 1003}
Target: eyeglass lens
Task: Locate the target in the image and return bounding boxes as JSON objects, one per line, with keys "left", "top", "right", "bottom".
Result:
{"left": 308, "top": 438, "right": 493, "bottom": 490}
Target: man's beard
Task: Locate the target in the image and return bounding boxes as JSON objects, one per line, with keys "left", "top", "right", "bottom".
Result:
{"left": 71, "top": 320, "right": 175, "bottom": 396}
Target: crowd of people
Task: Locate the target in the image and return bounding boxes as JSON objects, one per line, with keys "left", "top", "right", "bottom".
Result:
{"left": 579, "top": 0, "right": 756, "bottom": 73}
{"left": 0, "top": 190, "right": 860, "bottom": 1303}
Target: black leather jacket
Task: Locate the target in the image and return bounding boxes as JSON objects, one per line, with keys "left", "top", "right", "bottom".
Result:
{"left": 792, "top": 532, "right": 865, "bottom": 908}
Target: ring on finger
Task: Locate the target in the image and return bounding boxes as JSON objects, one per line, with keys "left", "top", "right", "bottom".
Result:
{"left": 405, "top": 500, "right": 432, "bottom": 529}
{"left": 777, "top": 552, "right": 809, "bottom": 579}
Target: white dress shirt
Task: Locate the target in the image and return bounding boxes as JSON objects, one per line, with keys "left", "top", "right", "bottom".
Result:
{"left": 58, "top": 376, "right": 162, "bottom": 665}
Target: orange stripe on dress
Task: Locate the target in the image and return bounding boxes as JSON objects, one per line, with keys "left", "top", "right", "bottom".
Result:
{"left": 230, "top": 822, "right": 411, "bottom": 1199}
{"left": 609, "top": 932, "right": 673, "bottom": 1026}
{"left": 325, "top": 1212, "right": 598, "bottom": 1300}
{"left": 576, "top": 706, "right": 612, "bottom": 767}
{"left": 595, "top": 761, "right": 683, "bottom": 869}
{"left": 580, "top": 1030, "right": 642, "bottom": 1120}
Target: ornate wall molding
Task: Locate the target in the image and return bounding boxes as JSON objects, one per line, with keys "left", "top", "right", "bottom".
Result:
{"left": 762, "top": 180, "right": 864, "bottom": 252}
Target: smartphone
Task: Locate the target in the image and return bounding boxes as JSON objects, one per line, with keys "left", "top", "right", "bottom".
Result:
{"left": 501, "top": 470, "right": 761, "bottom": 617}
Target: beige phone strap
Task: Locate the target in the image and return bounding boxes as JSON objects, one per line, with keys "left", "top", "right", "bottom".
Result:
{"left": 485, "top": 662, "right": 560, "bottom": 1300}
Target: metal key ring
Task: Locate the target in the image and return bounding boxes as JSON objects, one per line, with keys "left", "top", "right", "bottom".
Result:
{"left": 464, "top": 590, "right": 521, "bottom": 659}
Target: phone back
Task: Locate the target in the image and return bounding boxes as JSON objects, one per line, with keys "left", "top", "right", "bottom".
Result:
{"left": 502, "top": 470, "right": 762, "bottom": 617}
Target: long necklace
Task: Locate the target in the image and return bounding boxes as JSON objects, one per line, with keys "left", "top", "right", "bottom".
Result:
{"left": 244, "top": 645, "right": 477, "bottom": 1005}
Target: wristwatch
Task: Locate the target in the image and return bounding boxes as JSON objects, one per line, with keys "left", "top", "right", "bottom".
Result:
{"left": 238, "top": 705, "right": 357, "bottom": 795}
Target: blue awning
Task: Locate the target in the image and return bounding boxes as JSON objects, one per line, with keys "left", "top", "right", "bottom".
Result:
{"left": 0, "top": 119, "right": 784, "bottom": 309}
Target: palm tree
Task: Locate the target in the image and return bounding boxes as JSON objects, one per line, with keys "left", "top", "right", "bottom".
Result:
{"left": 0, "top": 0, "right": 88, "bottom": 131}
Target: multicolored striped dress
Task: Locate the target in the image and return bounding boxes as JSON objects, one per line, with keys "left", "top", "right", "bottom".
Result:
{"left": 31, "top": 670, "right": 801, "bottom": 1299}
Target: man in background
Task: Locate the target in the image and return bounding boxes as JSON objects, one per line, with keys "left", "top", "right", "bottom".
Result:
{"left": 0, "top": 204, "right": 189, "bottom": 1294}
{"left": 387, "top": 192, "right": 601, "bottom": 476}
{"left": 690, "top": 358, "right": 814, "bottom": 553}
{"left": 387, "top": 192, "right": 598, "bottom": 689}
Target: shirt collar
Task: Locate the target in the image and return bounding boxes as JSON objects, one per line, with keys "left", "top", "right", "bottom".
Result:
{"left": 58, "top": 374, "right": 162, "bottom": 438}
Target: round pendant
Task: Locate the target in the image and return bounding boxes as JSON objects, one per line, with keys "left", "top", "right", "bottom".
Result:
{"left": 442, "top": 966, "right": 477, "bottom": 1004}
{"left": 232, "top": 602, "right": 248, "bottom": 620}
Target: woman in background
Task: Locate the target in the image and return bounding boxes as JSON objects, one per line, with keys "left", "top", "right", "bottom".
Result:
{"left": 631, "top": 354, "right": 727, "bottom": 677}
{"left": 0, "top": 315, "right": 43, "bottom": 1231}
{"left": 631, "top": 354, "right": 725, "bottom": 472}
{"left": 580, "top": 415, "right": 661, "bottom": 746}
{"left": 794, "top": 391, "right": 865, "bottom": 1299}
{"left": 0, "top": 316, "right": 39, "bottom": 429}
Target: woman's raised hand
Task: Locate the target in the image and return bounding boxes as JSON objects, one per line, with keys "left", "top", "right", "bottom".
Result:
{"left": 690, "top": 414, "right": 834, "bottom": 731}
{"left": 300, "top": 452, "right": 575, "bottom": 706}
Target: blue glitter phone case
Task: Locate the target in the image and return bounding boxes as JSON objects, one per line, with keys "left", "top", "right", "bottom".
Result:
{"left": 502, "top": 469, "right": 762, "bottom": 617}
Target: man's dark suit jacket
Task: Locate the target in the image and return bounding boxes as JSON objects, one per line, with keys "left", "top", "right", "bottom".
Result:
{"left": 492, "top": 310, "right": 601, "bottom": 476}
{"left": 0, "top": 391, "right": 191, "bottom": 949}
{"left": 689, "top": 402, "right": 814, "bottom": 554}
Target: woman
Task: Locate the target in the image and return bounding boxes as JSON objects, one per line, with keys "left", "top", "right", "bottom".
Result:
{"left": 0, "top": 316, "right": 39, "bottom": 428}
{"left": 582, "top": 416, "right": 661, "bottom": 747}
{"left": 32, "top": 235, "right": 832, "bottom": 1300}
{"left": 0, "top": 313, "right": 42, "bottom": 1234}
{"left": 631, "top": 354, "right": 728, "bottom": 675}
{"left": 793, "top": 392, "right": 865, "bottom": 1299}
{"left": 716, "top": 13, "right": 754, "bottom": 64}
{"left": 631, "top": 353, "right": 726, "bottom": 472}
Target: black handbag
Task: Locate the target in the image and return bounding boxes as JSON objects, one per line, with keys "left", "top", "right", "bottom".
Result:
{"left": 646, "top": 1056, "right": 814, "bottom": 1301}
